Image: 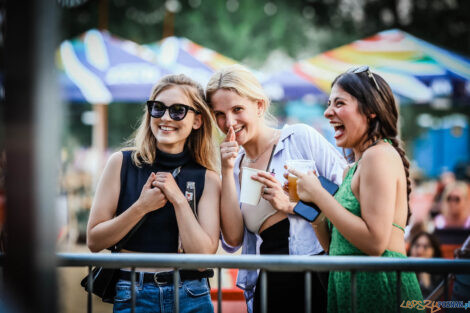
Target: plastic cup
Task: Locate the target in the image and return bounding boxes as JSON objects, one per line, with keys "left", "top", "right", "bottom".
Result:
{"left": 240, "top": 167, "right": 265, "bottom": 205}
{"left": 285, "top": 159, "right": 315, "bottom": 202}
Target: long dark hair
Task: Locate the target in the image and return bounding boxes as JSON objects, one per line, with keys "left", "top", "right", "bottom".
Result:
{"left": 332, "top": 70, "right": 412, "bottom": 221}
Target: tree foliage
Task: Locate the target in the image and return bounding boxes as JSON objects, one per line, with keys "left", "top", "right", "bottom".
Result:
{"left": 60, "top": 0, "right": 470, "bottom": 69}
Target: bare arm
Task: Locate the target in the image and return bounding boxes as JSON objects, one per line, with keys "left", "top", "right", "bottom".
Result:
{"left": 179, "top": 170, "right": 221, "bottom": 253}
{"left": 294, "top": 146, "right": 399, "bottom": 256}
{"left": 154, "top": 170, "right": 221, "bottom": 254}
{"left": 311, "top": 214, "right": 330, "bottom": 252}
{"left": 219, "top": 127, "right": 244, "bottom": 248}
{"left": 86, "top": 152, "right": 167, "bottom": 252}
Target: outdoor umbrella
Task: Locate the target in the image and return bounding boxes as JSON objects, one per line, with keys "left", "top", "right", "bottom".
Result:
{"left": 58, "top": 29, "right": 170, "bottom": 103}
{"left": 148, "top": 36, "right": 324, "bottom": 102}
{"left": 294, "top": 29, "right": 470, "bottom": 104}
{"left": 58, "top": 29, "right": 171, "bottom": 159}
{"left": 144, "top": 36, "right": 236, "bottom": 87}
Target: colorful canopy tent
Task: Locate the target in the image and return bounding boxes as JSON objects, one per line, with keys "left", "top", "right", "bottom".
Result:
{"left": 294, "top": 29, "right": 470, "bottom": 104}
{"left": 58, "top": 29, "right": 170, "bottom": 104}
{"left": 144, "top": 36, "right": 235, "bottom": 88}
{"left": 57, "top": 29, "right": 172, "bottom": 166}
{"left": 147, "top": 36, "right": 324, "bottom": 102}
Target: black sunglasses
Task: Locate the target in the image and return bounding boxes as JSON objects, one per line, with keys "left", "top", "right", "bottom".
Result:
{"left": 347, "top": 65, "right": 381, "bottom": 92}
{"left": 147, "top": 101, "right": 200, "bottom": 121}
{"left": 447, "top": 195, "right": 461, "bottom": 203}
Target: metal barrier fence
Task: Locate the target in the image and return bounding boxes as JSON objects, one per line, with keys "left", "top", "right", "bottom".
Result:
{"left": 58, "top": 253, "right": 470, "bottom": 313}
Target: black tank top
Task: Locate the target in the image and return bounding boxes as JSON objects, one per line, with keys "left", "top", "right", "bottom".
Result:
{"left": 116, "top": 148, "right": 206, "bottom": 252}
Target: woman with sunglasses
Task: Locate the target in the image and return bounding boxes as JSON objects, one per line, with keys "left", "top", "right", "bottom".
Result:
{"left": 86, "top": 74, "right": 220, "bottom": 313}
{"left": 434, "top": 181, "right": 470, "bottom": 229}
{"left": 289, "top": 66, "right": 423, "bottom": 313}
{"left": 205, "top": 64, "right": 346, "bottom": 313}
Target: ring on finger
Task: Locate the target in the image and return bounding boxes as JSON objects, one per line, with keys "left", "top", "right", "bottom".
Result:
{"left": 263, "top": 187, "right": 269, "bottom": 194}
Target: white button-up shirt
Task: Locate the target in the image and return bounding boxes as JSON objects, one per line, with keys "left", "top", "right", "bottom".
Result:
{"left": 221, "top": 123, "right": 347, "bottom": 312}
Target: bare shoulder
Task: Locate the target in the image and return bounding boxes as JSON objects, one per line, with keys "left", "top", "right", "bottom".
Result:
{"left": 106, "top": 151, "right": 124, "bottom": 170}
{"left": 361, "top": 143, "right": 402, "bottom": 174}
{"left": 205, "top": 169, "right": 221, "bottom": 186}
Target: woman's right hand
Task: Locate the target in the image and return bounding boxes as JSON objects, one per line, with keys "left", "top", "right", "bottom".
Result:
{"left": 220, "top": 126, "right": 239, "bottom": 170}
{"left": 137, "top": 172, "right": 168, "bottom": 214}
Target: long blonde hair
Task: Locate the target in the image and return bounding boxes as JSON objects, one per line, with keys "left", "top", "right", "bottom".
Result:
{"left": 128, "top": 74, "right": 218, "bottom": 172}
{"left": 205, "top": 64, "right": 277, "bottom": 127}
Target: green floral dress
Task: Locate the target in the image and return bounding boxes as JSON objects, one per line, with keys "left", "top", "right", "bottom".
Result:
{"left": 328, "top": 162, "right": 423, "bottom": 313}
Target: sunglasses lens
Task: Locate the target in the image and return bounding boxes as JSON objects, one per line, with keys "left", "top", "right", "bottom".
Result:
{"left": 447, "top": 196, "right": 461, "bottom": 203}
{"left": 169, "top": 104, "right": 188, "bottom": 121}
{"left": 150, "top": 102, "right": 166, "bottom": 118}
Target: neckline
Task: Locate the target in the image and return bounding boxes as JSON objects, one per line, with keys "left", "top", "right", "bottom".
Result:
{"left": 155, "top": 146, "right": 191, "bottom": 168}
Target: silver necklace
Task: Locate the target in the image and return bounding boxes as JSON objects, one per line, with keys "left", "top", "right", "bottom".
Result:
{"left": 244, "top": 137, "right": 276, "bottom": 164}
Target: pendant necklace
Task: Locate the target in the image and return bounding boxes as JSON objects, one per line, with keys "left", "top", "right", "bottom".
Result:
{"left": 244, "top": 136, "right": 277, "bottom": 164}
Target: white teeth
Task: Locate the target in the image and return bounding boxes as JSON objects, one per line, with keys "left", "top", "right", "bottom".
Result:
{"left": 234, "top": 127, "right": 243, "bottom": 133}
{"left": 330, "top": 122, "right": 343, "bottom": 127}
{"left": 160, "top": 126, "right": 175, "bottom": 131}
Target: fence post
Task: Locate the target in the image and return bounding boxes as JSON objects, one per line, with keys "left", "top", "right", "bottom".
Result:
{"left": 131, "top": 268, "right": 136, "bottom": 313}
{"left": 87, "top": 266, "right": 93, "bottom": 313}
{"left": 305, "top": 271, "right": 312, "bottom": 313}
{"left": 174, "top": 269, "right": 180, "bottom": 313}
{"left": 217, "top": 267, "right": 222, "bottom": 313}
{"left": 351, "top": 270, "right": 357, "bottom": 313}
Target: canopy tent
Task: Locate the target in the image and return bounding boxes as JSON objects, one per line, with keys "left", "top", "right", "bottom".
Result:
{"left": 293, "top": 29, "right": 470, "bottom": 104}
{"left": 144, "top": 36, "right": 235, "bottom": 88}
{"left": 147, "top": 36, "right": 324, "bottom": 102}
{"left": 57, "top": 29, "right": 172, "bottom": 168}
{"left": 58, "top": 29, "right": 170, "bottom": 104}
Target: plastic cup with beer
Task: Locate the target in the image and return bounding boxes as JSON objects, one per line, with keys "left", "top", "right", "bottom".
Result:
{"left": 285, "top": 159, "right": 315, "bottom": 202}
{"left": 240, "top": 167, "right": 266, "bottom": 206}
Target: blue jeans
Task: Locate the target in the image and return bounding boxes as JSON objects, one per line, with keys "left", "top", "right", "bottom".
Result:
{"left": 113, "top": 276, "right": 214, "bottom": 313}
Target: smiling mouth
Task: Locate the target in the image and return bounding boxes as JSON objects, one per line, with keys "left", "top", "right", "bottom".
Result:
{"left": 330, "top": 122, "right": 345, "bottom": 138}
{"left": 159, "top": 125, "right": 177, "bottom": 131}
{"left": 233, "top": 126, "right": 243, "bottom": 134}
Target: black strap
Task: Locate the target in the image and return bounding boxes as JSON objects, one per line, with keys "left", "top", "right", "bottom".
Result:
{"left": 110, "top": 165, "right": 182, "bottom": 252}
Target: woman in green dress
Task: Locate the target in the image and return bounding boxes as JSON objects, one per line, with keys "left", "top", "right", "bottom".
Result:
{"left": 288, "top": 66, "right": 423, "bottom": 313}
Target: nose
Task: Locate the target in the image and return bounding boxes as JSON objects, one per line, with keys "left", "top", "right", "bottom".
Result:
{"left": 160, "top": 108, "right": 171, "bottom": 121}
{"left": 225, "top": 114, "right": 235, "bottom": 130}
{"left": 324, "top": 105, "right": 333, "bottom": 119}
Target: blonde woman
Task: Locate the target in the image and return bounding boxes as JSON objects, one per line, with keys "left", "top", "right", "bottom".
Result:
{"left": 206, "top": 65, "right": 346, "bottom": 313}
{"left": 87, "top": 74, "right": 220, "bottom": 313}
{"left": 434, "top": 181, "right": 470, "bottom": 229}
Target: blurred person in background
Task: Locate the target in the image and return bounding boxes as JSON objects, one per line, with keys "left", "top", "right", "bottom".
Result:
{"left": 206, "top": 64, "right": 346, "bottom": 313}
{"left": 86, "top": 74, "right": 220, "bottom": 313}
{"left": 407, "top": 231, "right": 443, "bottom": 298}
{"left": 430, "top": 170, "right": 456, "bottom": 218}
{"left": 290, "top": 66, "right": 423, "bottom": 313}
{"left": 434, "top": 181, "right": 470, "bottom": 229}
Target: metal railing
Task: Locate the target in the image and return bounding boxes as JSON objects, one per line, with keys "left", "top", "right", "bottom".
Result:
{"left": 57, "top": 253, "right": 470, "bottom": 313}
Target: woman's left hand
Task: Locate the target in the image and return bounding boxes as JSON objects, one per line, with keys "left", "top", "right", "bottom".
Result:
{"left": 153, "top": 172, "right": 185, "bottom": 204}
{"left": 252, "top": 171, "right": 293, "bottom": 214}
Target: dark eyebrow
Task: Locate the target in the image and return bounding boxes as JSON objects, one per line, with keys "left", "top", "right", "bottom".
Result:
{"left": 329, "top": 96, "right": 347, "bottom": 103}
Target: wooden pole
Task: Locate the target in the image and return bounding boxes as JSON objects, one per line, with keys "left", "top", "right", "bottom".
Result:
{"left": 92, "top": 103, "right": 108, "bottom": 180}
{"left": 162, "top": 9, "right": 174, "bottom": 38}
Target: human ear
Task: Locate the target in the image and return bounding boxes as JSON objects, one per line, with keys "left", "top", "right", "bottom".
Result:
{"left": 192, "top": 114, "right": 202, "bottom": 130}
{"left": 256, "top": 100, "right": 265, "bottom": 117}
